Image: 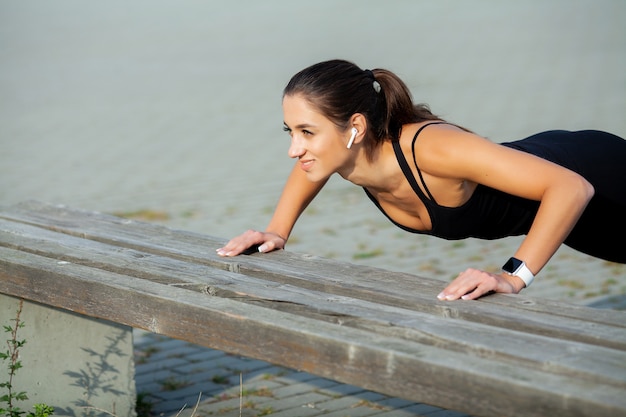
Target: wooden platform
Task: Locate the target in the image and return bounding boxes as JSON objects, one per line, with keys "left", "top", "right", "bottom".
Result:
{"left": 1, "top": 201, "right": 625, "bottom": 417}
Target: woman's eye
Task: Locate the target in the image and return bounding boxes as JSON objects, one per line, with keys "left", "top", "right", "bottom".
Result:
{"left": 282, "top": 126, "right": 312, "bottom": 137}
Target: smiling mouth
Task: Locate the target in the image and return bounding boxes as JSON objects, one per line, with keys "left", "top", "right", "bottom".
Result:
{"left": 299, "top": 159, "right": 314, "bottom": 171}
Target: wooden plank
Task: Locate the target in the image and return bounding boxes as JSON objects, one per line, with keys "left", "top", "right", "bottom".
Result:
{"left": 1, "top": 246, "right": 624, "bottom": 417}
{"left": 3, "top": 201, "right": 624, "bottom": 328}
{"left": 2, "top": 220, "right": 625, "bottom": 389}
{"left": 0, "top": 214, "right": 626, "bottom": 338}
{"left": 1, "top": 202, "right": 625, "bottom": 349}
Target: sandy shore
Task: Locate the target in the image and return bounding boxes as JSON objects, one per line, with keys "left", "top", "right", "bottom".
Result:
{"left": 1, "top": 0, "right": 625, "bottom": 305}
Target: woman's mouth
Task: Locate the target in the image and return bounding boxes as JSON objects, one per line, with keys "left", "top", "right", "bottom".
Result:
{"left": 299, "top": 159, "right": 314, "bottom": 171}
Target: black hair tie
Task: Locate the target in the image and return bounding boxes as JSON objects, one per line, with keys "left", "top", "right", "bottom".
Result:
{"left": 364, "top": 69, "right": 381, "bottom": 93}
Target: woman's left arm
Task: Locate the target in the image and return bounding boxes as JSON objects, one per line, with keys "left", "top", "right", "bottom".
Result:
{"left": 417, "top": 126, "right": 595, "bottom": 300}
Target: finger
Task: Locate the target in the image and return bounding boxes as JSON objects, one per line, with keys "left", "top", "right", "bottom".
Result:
{"left": 258, "top": 240, "right": 274, "bottom": 253}
{"left": 438, "top": 268, "right": 497, "bottom": 301}
{"left": 259, "top": 233, "right": 287, "bottom": 253}
{"left": 459, "top": 273, "right": 500, "bottom": 300}
{"left": 460, "top": 283, "right": 496, "bottom": 300}
{"left": 437, "top": 269, "right": 476, "bottom": 300}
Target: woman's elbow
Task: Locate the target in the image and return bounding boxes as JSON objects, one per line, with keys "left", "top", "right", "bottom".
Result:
{"left": 575, "top": 174, "right": 595, "bottom": 205}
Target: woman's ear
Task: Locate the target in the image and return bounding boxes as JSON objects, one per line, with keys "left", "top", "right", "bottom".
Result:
{"left": 349, "top": 113, "right": 368, "bottom": 145}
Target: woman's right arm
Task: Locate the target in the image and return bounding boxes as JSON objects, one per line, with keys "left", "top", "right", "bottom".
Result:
{"left": 216, "top": 163, "right": 328, "bottom": 256}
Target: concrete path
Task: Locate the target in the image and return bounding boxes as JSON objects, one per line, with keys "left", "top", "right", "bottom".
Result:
{"left": 1, "top": 1, "right": 625, "bottom": 415}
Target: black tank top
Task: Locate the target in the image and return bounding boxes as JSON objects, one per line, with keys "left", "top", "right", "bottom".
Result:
{"left": 364, "top": 122, "right": 539, "bottom": 240}
{"left": 363, "top": 123, "right": 626, "bottom": 264}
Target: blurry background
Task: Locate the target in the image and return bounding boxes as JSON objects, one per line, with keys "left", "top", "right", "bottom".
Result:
{"left": 1, "top": 0, "right": 625, "bottom": 302}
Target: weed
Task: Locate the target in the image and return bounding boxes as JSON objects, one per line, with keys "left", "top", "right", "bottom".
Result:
{"left": 242, "top": 400, "right": 256, "bottom": 409}
{"left": 352, "top": 248, "right": 384, "bottom": 259}
{"left": 135, "top": 346, "right": 160, "bottom": 364}
{"left": 113, "top": 209, "right": 170, "bottom": 221}
{"left": 0, "top": 300, "right": 55, "bottom": 417}
{"left": 247, "top": 387, "right": 274, "bottom": 398}
{"left": 351, "top": 399, "right": 388, "bottom": 411}
{"left": 211, "top": 375, "right": 230, "bottom": 385}
{"left": 160, "top": 376, "right": 191, "bottom": 391}
{"left": 257, "top": 406, "right": 275, "bottom": 415}
{"left": 135, "top": 392, "right": 154, "bottom": 417}
{"left": 557, "top": 279, "right": 585, "bottom": 290}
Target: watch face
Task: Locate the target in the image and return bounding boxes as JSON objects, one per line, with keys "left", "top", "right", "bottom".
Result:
{"left": 503, "top": 257, "right": 523, "bottom": 274}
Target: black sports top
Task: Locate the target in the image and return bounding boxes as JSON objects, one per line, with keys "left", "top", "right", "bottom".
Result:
{"left": 363, "top": 123, "right": 626, "bottom": 263}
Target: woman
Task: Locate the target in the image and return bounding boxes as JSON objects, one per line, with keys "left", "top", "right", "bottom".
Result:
{"left": 217, "top": 59, "right": 626, "bottom": 301}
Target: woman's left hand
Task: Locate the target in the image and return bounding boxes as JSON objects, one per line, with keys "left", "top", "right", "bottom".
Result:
{"left": 437, "top": 268, "right": 525, "bottom": 301}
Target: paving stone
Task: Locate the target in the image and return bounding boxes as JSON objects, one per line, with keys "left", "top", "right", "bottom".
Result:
{"left": 153, "top": 356, "right": 191, "bottom": 370}
{"left": 373, "top": 409, "right": 431, "bottom": 417}
{"left": 135, "top": 385, "right": 165, "bottom": 402}
{"left": 271, "top": 378, "right": 341, "bottom": 399}
{"left": 171, "top": 367, "right": 243, "bottom": 389}
{"left": 173, "top": 361, "right": 219, "bottom": 376}
{"left": 216, "top": 378, "right": 284, "bottom": 400}
{"left": 210, "top": 355, "right": 265, "bottom": 371}
{"left": 193, "top": 394, "right": 275, "bottom": 416}
{"left": 135, "top": 365, "right": 175, "bottom": 382}
{"left": 183, "top": 347, "right": 230, "bottom": 363}
{"left": 398, "top": 403, "right": 454, "bottom": 415}
{"left": 273, "top": 370, "right": 325, "bottom": 385}
{"left": 261, "top": 391, "right": 334, "bottom": 413}
{"left": 425, "top": 409, "right": 471, "bottom": 417}
{"left": 241, "top": 364, "right": 292, "bottom": 381}
{"left": 318, "top": 383, "right": 369, "bottom": 398}
{"left": 262, "top": 404, "right": 329, "bottom": 417}
{"left": 316, "top": 406, "right": 383, "bottom": 417}
{"left": 154, "top": 379, "right": 223, "bottom": 402}
{"left": 311, "top": 391, "right": 388, "bottom": 413}
{"left": 375, "top": 397, "right": 420, "bottom": 409}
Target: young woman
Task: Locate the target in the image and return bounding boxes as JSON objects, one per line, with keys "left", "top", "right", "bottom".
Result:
{"left": 217, "top": 59, "right": 626, "bottom": 301}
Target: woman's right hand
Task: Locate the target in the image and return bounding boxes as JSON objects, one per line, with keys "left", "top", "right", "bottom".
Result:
{"left": 216, "top": 230, "right": 287, "bottom": 257}
{"left": 216, "top": 163, "right": 324, "bottom": 258}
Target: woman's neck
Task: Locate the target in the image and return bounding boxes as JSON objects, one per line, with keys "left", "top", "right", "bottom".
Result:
{"left": 339, "top": 140, "right": 403, "bottom": 191}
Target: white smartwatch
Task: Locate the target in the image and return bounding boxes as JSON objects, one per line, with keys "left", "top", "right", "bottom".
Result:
{"left": 502, "top": 257, "right": 535, "bottom": 287}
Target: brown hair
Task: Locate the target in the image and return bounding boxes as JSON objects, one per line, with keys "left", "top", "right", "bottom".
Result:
{"left": 283, "top": 59, "right": 441, "bottom": 160}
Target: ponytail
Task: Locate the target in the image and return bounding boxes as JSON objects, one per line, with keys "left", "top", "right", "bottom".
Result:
{"left": 372, "top": 69, "right": 439, "bottom": 141}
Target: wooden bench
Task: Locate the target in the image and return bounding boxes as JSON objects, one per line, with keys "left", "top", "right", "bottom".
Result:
{"left": 1, "top": 200, "right": 625, "bottom": 417}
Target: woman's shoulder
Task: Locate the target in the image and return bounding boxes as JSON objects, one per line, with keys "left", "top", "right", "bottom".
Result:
{"left": 398, "top": 121, "right": 504, "bottom": 178}
{"left": 398, "top": 121, "right": 473, "bottom": 151}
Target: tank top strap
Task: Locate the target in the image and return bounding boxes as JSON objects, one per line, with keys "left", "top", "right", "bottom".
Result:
{"left": 392, "top": 121, "right": 448, "bottom": 205}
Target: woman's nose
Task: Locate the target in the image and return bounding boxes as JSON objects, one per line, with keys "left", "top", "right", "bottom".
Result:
{"left": 288, "top": 136, "right": 305, "bottom": 159}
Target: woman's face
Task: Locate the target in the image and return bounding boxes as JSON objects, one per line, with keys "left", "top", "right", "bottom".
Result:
{"left": 282, "top": 94, "right": 351, "bottom": 182}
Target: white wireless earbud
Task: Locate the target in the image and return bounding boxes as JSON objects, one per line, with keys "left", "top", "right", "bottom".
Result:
{"left": 347, "top": 127, "right": 358, "bottom": 149}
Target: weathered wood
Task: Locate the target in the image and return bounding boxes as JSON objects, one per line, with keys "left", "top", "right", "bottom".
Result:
{"left": 1, "top": 202, "right": 623, "bottom": 345}
{"left": 1, "top": 201, "right": 625, "bottom": 417}
{"left": 3, "top": 200, "right": 622, "bottom": 330}
{"left": 1, "top": 220, "right": 623, "bottom": 383}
